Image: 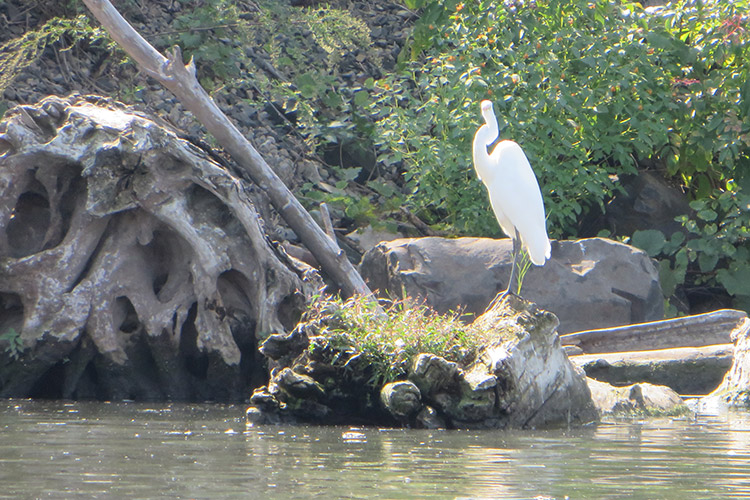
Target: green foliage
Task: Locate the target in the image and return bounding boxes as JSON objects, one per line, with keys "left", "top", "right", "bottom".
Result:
{"left": 166, "top": 0, "right": 245, "bottom": 84}
{"left": 241, "top": 2, "right": 398, "bottom": 223}
{"left": 303, "top": 294, "right": 486, "bottom": 387}
{"left": 632, "top": 188, "right": 750, "bottom": 312}
{"left": 246, "top": 1, "right": 378, "bottom": 143}
{"left": 0, "top": 14, "right": 116, "bottom": 98}
{"left": 400, "top": 0, "right": 461, "bottom": 61}
{"left": 371, "top": 0, "right": 749, "bottom": 240}
{"left": 0, "top": 328, "right": 23, "bottom": 360}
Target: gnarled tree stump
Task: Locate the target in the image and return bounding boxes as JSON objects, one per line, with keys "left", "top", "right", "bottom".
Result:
{"left": 0, "top": 94, "right": 317, "bottom": 401}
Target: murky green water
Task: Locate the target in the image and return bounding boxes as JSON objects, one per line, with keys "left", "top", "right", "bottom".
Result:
{"left": 1, "top": 399, "right": 749, "bottom": 499}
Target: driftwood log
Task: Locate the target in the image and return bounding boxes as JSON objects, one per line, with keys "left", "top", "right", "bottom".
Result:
{"left": 560, "top": 309, "right": 745, "bottom": 355}
{"left": 0, "top": 94, "right": 318, "bottom": 400}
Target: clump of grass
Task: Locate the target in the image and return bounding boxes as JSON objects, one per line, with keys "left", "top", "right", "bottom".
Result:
{"left": 301, "top": 294, "right": 490, "bottom": 386}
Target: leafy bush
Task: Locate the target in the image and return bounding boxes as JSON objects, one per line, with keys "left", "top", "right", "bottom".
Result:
{"left": 0, "top": 328, "right": 22, "bottom": 360}
{"left": 167, "top": 0, "right": 244, "bottom": 84}
{"left": 362, "top": 0, "right": 749, "bottom": 312}
{"left": 371, "top": 0, "right": 749, "bottom": 240}
{"left": 627, "top": 1, "right": 750, "bottom": 312}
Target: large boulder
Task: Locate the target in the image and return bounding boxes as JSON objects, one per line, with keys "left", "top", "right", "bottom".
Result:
{"left": 603, "top": 170, "right": 691, "bottom": 238}
{"left": 0, "top": 95, "right": 314, "bottom": 401}
{"left": 359, "top": 237, "right": 663, "bottom": 334}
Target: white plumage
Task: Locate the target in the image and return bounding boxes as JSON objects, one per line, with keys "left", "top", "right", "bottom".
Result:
{"left": 472, "top": 100, "right": 551, "bottom": 296}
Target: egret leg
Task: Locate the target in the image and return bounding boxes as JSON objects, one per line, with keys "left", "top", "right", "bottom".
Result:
{"left": 501, "top": 229, "right": 521, "bottom": 297}
{"left": 487, "top": 229, "right": 521, "bottom": 310}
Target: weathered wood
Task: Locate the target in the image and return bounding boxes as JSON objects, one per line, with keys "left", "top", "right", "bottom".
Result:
{"left": 81, "top": 0, "right": 373, "bottom": 299}
{"left": 561, "top": 309, "right": 746, "bottom": 354}
{"left": 709, "top": 317, "right": 750, "bottom": 405}
{"left": 319, "top": 203, "right": 336, "bottom": 242}
{"left": 0, "top": 95, "right": 317, "bottom": 400}
{"left": 248, "top": 294, "right": 598, "bottom": 428}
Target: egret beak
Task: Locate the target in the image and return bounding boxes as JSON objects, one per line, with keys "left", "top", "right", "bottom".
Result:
{"left": 480, "top": 100, "right": 494, "bottom": 124}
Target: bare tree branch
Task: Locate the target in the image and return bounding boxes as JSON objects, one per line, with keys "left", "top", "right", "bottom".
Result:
{"left": 82, "top": 0, "right": 373, "bottom": 298}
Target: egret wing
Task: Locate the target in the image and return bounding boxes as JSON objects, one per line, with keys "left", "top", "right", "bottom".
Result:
{"left": 486, "top": 141, "right": 551, "bottom": 265}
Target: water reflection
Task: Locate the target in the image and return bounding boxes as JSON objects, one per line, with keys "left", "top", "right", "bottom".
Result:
{"left": 1, "top": 400, "right": 750, "bottom": 499}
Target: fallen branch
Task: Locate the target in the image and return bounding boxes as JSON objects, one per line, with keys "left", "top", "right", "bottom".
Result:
{"left": 82, "top": 0, "right": 372, "bottom": 298}
{"left": 319, "top": 202, "right": 336, "bottom": 242}
{"left": 560, "top": 309, "right": 745, "bottom": 354}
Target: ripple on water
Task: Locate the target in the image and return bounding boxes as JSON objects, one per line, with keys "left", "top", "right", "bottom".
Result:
{"left": 2, "top": 401, "right": 750, "bottom": 499}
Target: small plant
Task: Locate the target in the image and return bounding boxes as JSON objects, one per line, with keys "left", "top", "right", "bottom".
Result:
{"left": 302, "top": 294, "right": 488, "bottom": 387}
{"left": 0, "top": 14, "right": 116, "bottom": 97}
{"left": 0, "top": 328, "right": 23, "bottom": 360}
{"left": 515, "top": 249, "right": 533, "bottom": 295}
{"left": 166, "top": 0, "right": 244, "bottom": 85}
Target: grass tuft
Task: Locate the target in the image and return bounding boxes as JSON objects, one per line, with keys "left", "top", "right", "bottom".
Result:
{"left": 301, "top": 294, "right": 492, "bottom": 387}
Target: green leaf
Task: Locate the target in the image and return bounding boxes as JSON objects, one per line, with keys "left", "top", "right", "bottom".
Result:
{"left": 740, "top": 77, "right": 750, "bottom": 117}
{"left": 688, "top": 199, "right": 706, "bottom": 211}
{"left": 631, "top": 229, "right": 666, "bottom": 257}
{"left": 698, "top": 252, "right": 718, "bottom": 273}
{"left": 353, "top": 90, "right": 370, "bottom": 107}
{"left": 295, "top": 73, "right": 318, "bottom": 99}
{"left": 659, "top": 259, "right": 679, "bottom": 297}
{"left": 697, "top": 209, "right": 717, "bottom": 222}
{"left": 323, "top": 91, "right": 343, "bottom": 109}
{"left": 717, "top": 266, "right": 750, "bottom": 297}
{"left": 341, "top": 167, "right": 362, "bottom": 182}
{"left": 663, "top": 231, "right": 686, "bottom": 255}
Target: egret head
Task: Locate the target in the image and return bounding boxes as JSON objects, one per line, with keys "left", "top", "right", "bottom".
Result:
{"left": 480, "top": 100, "right": 495, "bottom": 125}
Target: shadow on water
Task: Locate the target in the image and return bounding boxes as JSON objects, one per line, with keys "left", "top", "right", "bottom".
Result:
{"left": 1, "top": 399, "right": 750, "bottom": 499}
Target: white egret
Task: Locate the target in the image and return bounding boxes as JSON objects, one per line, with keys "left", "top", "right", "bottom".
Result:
{"left": 472, "top": 100, "right": 551, "bottom": 301}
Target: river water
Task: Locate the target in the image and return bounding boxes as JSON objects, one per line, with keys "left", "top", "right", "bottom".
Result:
{"left": 1, "top": 399, "right": 750, "bottom": 499}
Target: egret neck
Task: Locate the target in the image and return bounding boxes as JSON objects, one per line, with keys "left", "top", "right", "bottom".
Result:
{"left": 472, "top": 102, "right": 499, "bottom": 183}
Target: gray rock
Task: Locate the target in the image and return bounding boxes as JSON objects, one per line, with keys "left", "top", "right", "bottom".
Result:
{"left": 587, "top": 378, "right": 689, "bottom": 416}
{"left": 409, "top": 353, "right": 461, "bottom": 397}
{"left": 571, "top": 344, "right": 733, "bottom": 395}
{"left": 604, "top": 170, "right": 691, "bottom": 238}
{"left": 275, "top": 367, "right": 326, "bottom": 400}
{"left": 380, "top": 381, "right": 421, "bottom": 419}
{"left": 346, "top": 225, "right": 404, "bottom": 253}
{"left": 415, "top": 405, "right": 445, "bottom": 429}
{"left": 452, "top": 367, "right": 497, "bottom": 422}
{"left": 359, "top": 236, "right": 663, "bottom": 334}
{"left": 260, "top": 328, "right": 311, "bottom": 362}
